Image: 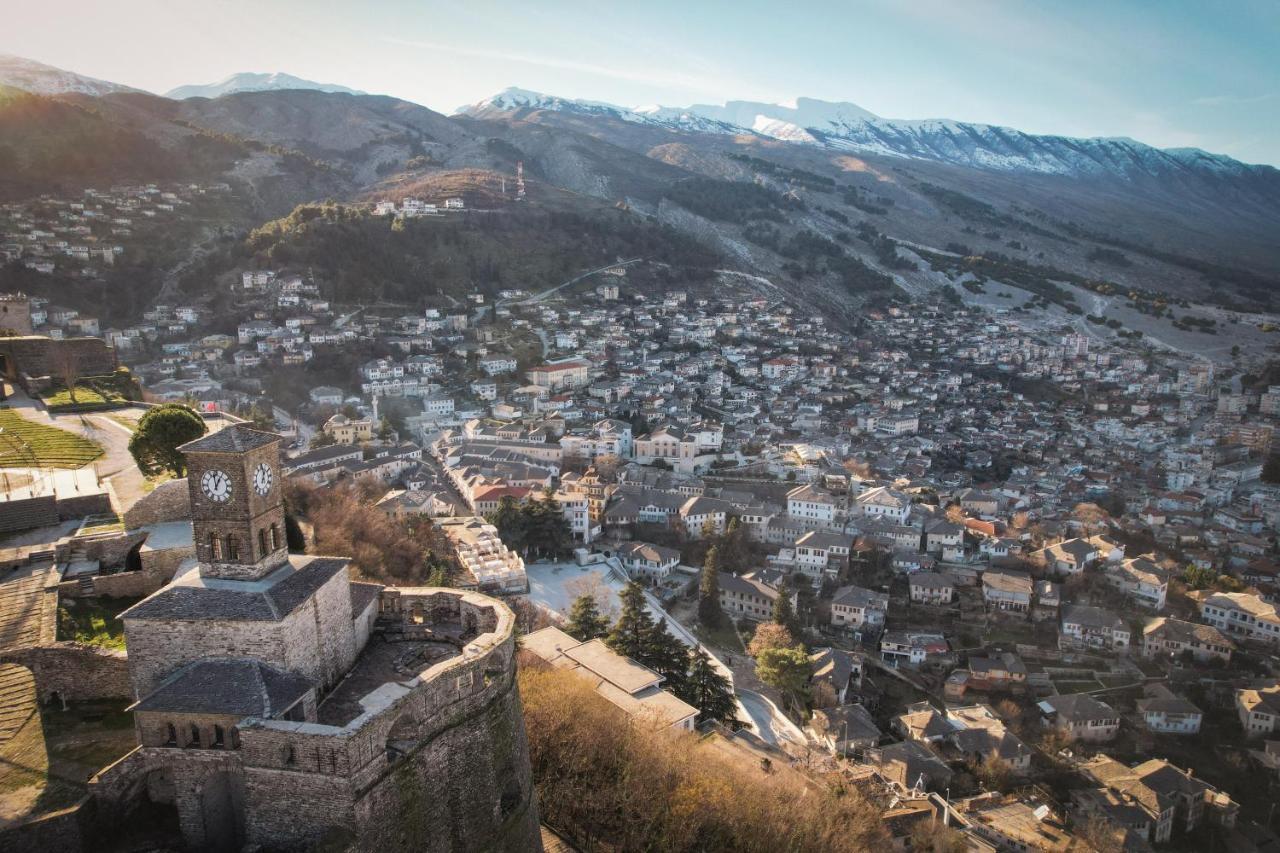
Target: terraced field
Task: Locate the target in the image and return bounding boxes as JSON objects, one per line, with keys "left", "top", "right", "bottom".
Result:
{"left": 0, "top": 409, "right": 103, "bottom": 469}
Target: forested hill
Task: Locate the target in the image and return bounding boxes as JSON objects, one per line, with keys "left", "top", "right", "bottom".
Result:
{"left": 212, "top": 201, "right": 724, "bottom": 305}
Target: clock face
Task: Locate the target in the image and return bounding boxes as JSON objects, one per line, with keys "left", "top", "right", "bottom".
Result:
{"left": 200, "top": 469, "right": 232, "bottom": 503}
{"left": 253, "top": 462, "right": 274, "bottom": 496}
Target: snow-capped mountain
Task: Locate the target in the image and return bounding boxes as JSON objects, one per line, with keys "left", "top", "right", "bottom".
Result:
{"left": 165, "top": 72, "right": 365, "bottom": 100}
{"left": 461, "top": 88, "right": 1276, "bottom": 183}
{"left": 684, "top": 97, "right": 879, "bottom": 134}
{"left": 459, "top": 87, "right": 741, "bottom": 134}
{"left": 0, "top": 54, "right": 142, "bottom": 96}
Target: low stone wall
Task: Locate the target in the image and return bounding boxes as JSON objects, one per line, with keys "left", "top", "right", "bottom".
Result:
{"left": 56, "top": 493, "right": 113, "bottom": 522}
{"left": 122, "top": 479, "right": 189, "bottom": 529}
{"left": 80, "top": 571, "right": 155, "bottom": 599}
{"left": 139, "top": 543, "right": 192, "bottom": 579}
{"left": 80, "top": 530, "right": 148, "bottom": 568}
{"left": 0, "top": 643, "right": 130, "bottom": 703}
{"left": 0, "top": 495, "right": 59, "bottom": 533}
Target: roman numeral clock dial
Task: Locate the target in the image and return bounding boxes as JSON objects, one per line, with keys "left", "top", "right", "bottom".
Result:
{"left": 200, "top": 469, "right": 232, "bottom": 503}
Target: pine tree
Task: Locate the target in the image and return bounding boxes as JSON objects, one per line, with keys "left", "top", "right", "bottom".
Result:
{"left": 564, "top": 593, "right": 610, "bottom": 641}
{"left": 425, "top": 564, "right": 450, "bottom": 588}
{"left": 698, "top": 546, "right": 723, "bottom": 628}
{"left": 607, "top": 581, "right": 654, "bottom": 661}
{"left": 488, "top": 496, "right": 528, "bottom": 555}
{"left": 686, "top": 648, "right": 737, "bottom": 725}
{"left": 644, "top": 619, "right": 692, "bottom": 700}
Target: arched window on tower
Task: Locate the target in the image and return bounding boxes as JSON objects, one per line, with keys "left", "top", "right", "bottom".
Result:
{"left": 210, "top": 533, "right": 223, "bottom": 561}
{"left": 226, "top": 536, "right": 239, "bottom": 561}
{"left": 258, "top": 529, "right": 268, "bottom": 559}
{"left": 270, "top": 524, "right": 280, "bottom": 551}
{"left": 164, "top": 723, "right": 177, "bottom": 746}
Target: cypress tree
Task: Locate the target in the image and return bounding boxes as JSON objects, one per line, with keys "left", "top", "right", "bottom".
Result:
{"left": 772, "top": 587, "right": 799, "bottom": 635}
{"left": 698, "top": 545, "right": 723, "bottom": 628}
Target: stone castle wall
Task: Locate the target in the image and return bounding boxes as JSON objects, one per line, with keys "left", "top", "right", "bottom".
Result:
{"left": 0, "top": 336, "right": 116, "bottom": 389}
{"left": 233, "top": 589, "right": 541, "bottom": 852}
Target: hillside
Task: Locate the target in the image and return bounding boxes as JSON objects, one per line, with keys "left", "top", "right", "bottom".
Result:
{"left": 0, "top": 87, "right": 244, "bottom": 198}
{"left": 210, "top": 195, "right": 723, "bottom": 306}
{"left": 0, "top": 54, "right": 140, "bottom": 97}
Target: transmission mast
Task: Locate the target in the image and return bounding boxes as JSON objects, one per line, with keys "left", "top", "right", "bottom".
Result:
{"left": 516, "top": 161, "right": 526, "bottom": 201}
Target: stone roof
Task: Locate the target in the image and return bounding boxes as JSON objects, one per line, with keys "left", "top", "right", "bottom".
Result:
{"left": 132, "top": 658, "right": 312, "bottom": 717}
{"left": 122, "top": 555, "right": 349, "bottom": 623}
{"left": 1143, "top": 616, "right": 1233, "bottom": 649}
{"left": 810, "top": 647, "right": 857, "bottom": 689}
{"left": 812, "top": 703, "right": 881, "bottom": 742}
{"left": 179, "top": 422, "right": 280, "bottom": 454}
{"left": 350, "top": 581, "right": 382, "bottom": 616}
{"left": 982, "top": 569, "right": 1033, "bottom": 595}
{"left": 831, "top": 584, "right": 889, "bottom": 610}
{"left": 618, "top": 541, "right": 680, "bottom": 565}
{"left": 1062, "top": 604, "right": 1127, "bottom": 632}
{"left": 1038, "top": 693, "right": 1117, "bottom": 723}
{"left": 910, "top": 571, "right": 953, "bottom": 590}
{"left": 718, "top": 571, "right": 779, "bottom": 601}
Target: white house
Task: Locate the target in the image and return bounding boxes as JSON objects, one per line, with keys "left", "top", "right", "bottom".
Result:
{"left": 830, "top": 585, "right": 889, "bottom": 630}
{"left": 616, "top": 541, "right": 681, "bottom": 583}
{"left": 909, "top": 571, "right": 954, "bottom": 606}
{"left": 1136, "top": 685, "right": 1202, "bottom": 735}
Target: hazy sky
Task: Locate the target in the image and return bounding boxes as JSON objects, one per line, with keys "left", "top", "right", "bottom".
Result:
{"left": 4, "top": 0, "right": 1278, "bottom": 165}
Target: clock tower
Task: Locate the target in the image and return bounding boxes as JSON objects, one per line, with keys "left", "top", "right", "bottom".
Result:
{"left": 179, "top": 423, "right": 289, "bottom": 581}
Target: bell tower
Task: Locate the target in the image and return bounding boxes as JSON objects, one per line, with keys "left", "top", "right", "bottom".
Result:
{"left": 179, "top": 424, "right": 289, "bottom": 581}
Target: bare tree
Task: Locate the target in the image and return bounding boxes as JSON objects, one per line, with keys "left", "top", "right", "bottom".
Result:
{"left": 50, "top": 346, "right": 81, "bottom": 403}
{"left": 565, "top": 574, "right": 619, "bottom": 622}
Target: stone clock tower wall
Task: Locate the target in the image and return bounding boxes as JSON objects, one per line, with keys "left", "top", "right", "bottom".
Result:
{"left": 186, "top": 439, "right": 288, "bottom": 580}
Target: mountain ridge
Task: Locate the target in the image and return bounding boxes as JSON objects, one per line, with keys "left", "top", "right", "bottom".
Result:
{"left": 165, "top": 72, "right": 366, "bottom": 100}
{"left": 457, "top": 87, "right": 1279, "bottom": 181}
{"left": 0, "top": 54, "right": 144, "bottom": 97}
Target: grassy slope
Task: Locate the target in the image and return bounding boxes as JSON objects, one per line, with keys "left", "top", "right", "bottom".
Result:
{"left": 0, "top": 409, "right": 103, "bottom": 468}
